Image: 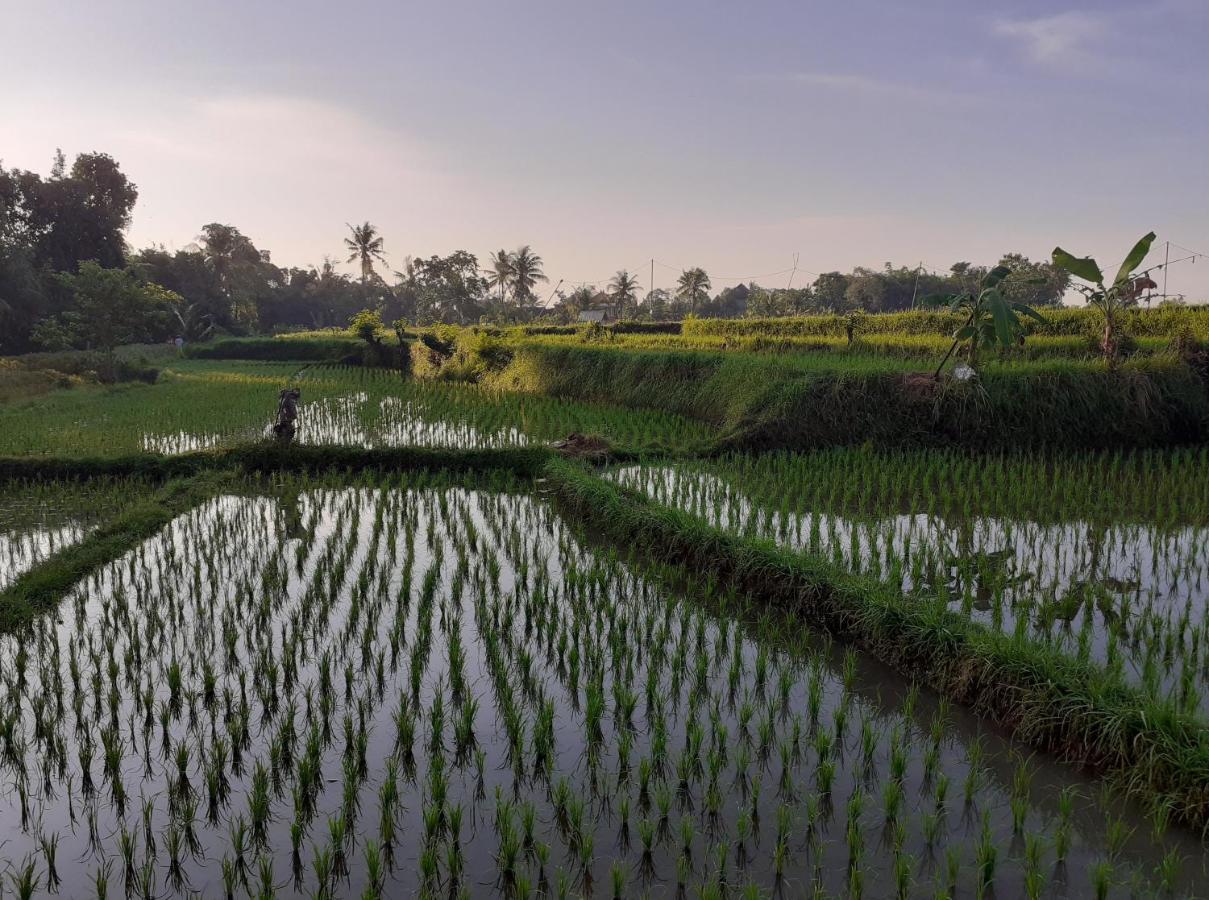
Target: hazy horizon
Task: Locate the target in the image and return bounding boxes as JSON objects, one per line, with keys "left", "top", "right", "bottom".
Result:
{"left": 3, "top": 0, "right": 1207, "bottom": 301}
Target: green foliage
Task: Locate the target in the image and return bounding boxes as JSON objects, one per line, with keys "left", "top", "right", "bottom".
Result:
{"left": 34, "top": 263, "right": 180, "bottom": 376}
{"left": 0, "top": 152, "right": 139, "bottom": 352}
{"left": 186, "top": 336, "right": 361, "bottom": 362}
{"left": 922, "top": 265, "right": 1047, "bottom": 374}
{"left": 349, "top": 308, "right": 386, "bottom": 345}
{"left": 1053, "top": 232, "right": 1159, "bottom": 362}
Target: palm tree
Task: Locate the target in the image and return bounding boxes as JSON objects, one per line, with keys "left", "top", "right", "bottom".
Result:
{"left": 509, "top": 245, "right": 548, "bottom": 305}
{"left": 676, "top": 267, "right": 712, "bottom": 313}
{"left": 485, "top": 249, "right": 514, "bottom": 303}
{"left": 344, "top": 222, "right": 386, "bottom": 284}
{"left": 608, "top": 270, "right": 642, "bottom": 319}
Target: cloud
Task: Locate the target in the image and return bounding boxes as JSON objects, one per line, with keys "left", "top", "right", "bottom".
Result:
{"left": 993, "top": 10, "right": 1108, "bottom": 65}
{"left": 754, "top": 71, "right": 959, "bottom": 105}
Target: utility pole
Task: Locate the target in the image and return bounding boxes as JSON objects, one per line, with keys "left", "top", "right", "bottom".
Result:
{"left": 787, "top": 252, "right": 799, "bottom": 290}
{"left": 1162, "top": 241, "right": 1170, "bottom": 306}
{"left": 909, "top": 261, "right": 923, "bottom": 310}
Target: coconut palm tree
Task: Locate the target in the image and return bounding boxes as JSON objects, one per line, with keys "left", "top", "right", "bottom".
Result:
{"left": 485, "top": 249, "right": 515, "bottom": 303}
{"left": 608, "top": 270, "right": 642, "bottom": 319}
{"left": 509, "top": 245, "right": 548, "bottom": 305}
{"left": 676, "top": 267, "right": 712, "bottom": 313}
{"left": 344, "top": 222, "right": 386, "bottom": 284}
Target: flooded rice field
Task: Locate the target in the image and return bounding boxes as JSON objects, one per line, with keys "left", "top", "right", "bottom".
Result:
{"left": 0, "top": 362, "right": 710, "bottom": 458}
{"left": 0, "top": 479, "right": 155, "bottom": 591}
{"left": 611, "top": 464, "right": 1209, "bottom": 720}
{"left": 0, "top": 473, "right": 1202, "bottom": 897}
{"left": 141, "top": 393, "right": 531, "bottom": 456}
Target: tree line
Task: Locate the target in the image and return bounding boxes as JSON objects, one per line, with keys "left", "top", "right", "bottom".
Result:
{"left": 2, "top": 149, "right": 1077, "bottom": 355}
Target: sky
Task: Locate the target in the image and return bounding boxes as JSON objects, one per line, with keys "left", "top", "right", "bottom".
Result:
{"left": 2, "top": 0, "right": 1207, "bottom": 300}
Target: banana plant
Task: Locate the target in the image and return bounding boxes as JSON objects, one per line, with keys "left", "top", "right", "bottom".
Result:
{"left": 172, "top": 301, "right": 214, "bottom": 342}
{"left": 924, "top": 265, "right": 1047, "bottom": 377}
{"left": 1052, "top": 232, "right": 1156, "bottom": 365}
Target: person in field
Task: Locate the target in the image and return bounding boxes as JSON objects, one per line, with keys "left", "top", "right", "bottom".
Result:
{"left": 273, "top": 388, "right": 301, "bottom": 444}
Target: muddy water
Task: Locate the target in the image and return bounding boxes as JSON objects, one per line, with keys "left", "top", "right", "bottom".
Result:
{"left": 0, "top": 483, "right": 1202, "bottom": 897}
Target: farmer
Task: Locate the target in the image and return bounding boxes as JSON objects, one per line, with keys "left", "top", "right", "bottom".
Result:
{"left": 272, "top": 388, "right": 301, "bottom": 444}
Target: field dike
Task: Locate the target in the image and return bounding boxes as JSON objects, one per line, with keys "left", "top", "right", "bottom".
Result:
{"left": 543, "top": 457, "right": 1209, "bottom": 829}
{"left": 0, "top": 444, "right": 554, "bottom": 483}
{"left": 489, "top": 344, "right": 1209, "bottom": 451}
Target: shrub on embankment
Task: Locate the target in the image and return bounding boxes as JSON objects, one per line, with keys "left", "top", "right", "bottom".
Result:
{"left": 545, "top": 458, "right": 1209, "bottom": 827}
{"left": 187, "top": 336, "right": 359, "bottom": 361}
{"left": 186, "top": 333, "right": 411, "bottom": 367}
{"left": 483, "top": 344, "right": 1209, "bottom": 451}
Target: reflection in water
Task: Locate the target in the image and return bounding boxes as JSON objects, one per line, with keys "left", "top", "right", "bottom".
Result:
{"left": 0, "top": 482, "right": 1195, "bottom": 897}
{"left": 142, "top": 430, "right": 228, "bottom": 454}
{"left": 142, "top": 392, "right": 529, "bottom": 455}
{"left": 612, "top": 464, "right": 1209, "bottom": 713}
{"left": 0, "top": 524, "right": 86, "bottom": 590}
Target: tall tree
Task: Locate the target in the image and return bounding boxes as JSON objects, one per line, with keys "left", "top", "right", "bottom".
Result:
{"left": 675, "top": 267, "right": 711, "bottom": 313}
{"left": 810, "top": 272, "right": 851, "bottom": 312}
{"left": 197, "top": 223, "right": 270, "bottom": 330}
{"left": 344, "top": 221, "right": 386, "bottom": 284}
{"left": 551, "top": 285, "right": 597, "bottom": 324}
{"left": 508, "top": 245, "right": 547, "bottom": 305}
{"left": 485, "top": 249, "right": 514, "bottom": 302}
{"left": 0, "top": 151, "right": 139, "bottom": 351}
{"left": 997, "top": 253, "right": 1069, "bottom": 307}
{"left": 402, "top": 251, "right": 488, "bottom": 324}
{"left": 33, "top": 262, "right": 178, "bottom": 376}
{"left": 35, "top": 152, "right": 138, "bottom": 272}
{"left": 642, "top": 288, "right": 672, "bottom": 321}
{"left": 607, "top": 270, "right": 641, "bottom": 318}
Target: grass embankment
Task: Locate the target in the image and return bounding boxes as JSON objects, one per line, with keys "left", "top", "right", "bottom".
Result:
{"left": 544, "top": 458, "right": 1209, "bottom": 828}
{"left": 683, "top": 305, "right": 1209, "bottom": 340}
{"left": 184, "top": 332, "right": 398, "bottom": 363}
{"left": 488, "top": 344, "right": 1209, "bottom": 451}
{"left": 523, "top": 329, "right": 1182, "bottom": 360}
{"left": 0, "top": 443, "right": 554, "bottom": 483}
{"left": 0, "top": 348, "right": 165, "bottom": 402}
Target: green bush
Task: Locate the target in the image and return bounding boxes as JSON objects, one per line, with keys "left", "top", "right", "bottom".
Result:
{"left": 186, "top": 336, "right": 359, "bottom": 361}
{"left": 9, "top": 350, "right": 159, "bottom": 384}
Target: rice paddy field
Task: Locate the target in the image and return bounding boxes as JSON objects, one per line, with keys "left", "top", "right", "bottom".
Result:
{"left": 3, "top": 343, "right": 1209, "bottom": 898}
{"left": 0, "top": 478, "right": 158, "bottom": 591}
{"left": 0, "top": 361, "right": 711, "bottom": 457}
{"left": 0, "top": 471, "right": 1202, "bottom": 899}
{"left": 610, "top": 451, "right": 1209, "bottom": 717}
